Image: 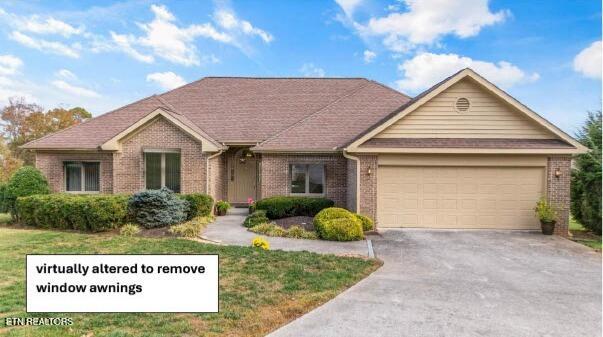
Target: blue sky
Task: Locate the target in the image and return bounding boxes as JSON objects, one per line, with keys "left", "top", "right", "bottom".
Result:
{"left": 0, "top": 0, "right": 600, "bottom": 135}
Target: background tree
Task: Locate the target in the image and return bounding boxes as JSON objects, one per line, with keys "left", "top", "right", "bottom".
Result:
{"left": 0, "top": 138, "right": 23, "bottom": 182}
{"left": 570, "top": 111, "right": 602, "bottom": 234}
{"left": 0, "top": 97, "right": 91, "bottom": 164}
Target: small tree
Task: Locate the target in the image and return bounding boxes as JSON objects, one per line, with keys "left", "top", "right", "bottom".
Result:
{"left": 5, "top": 166, "right": 50, "bottom": 219}
{"left": 571, "top": 111, "right": 602, "bottom": 234}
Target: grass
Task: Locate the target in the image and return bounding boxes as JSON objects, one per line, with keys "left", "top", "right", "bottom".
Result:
{"left": 0, "top": 227, "right": 380, "bottom": 337}
{"left": 569, "top": 216, "right": 602, "bottom": 251}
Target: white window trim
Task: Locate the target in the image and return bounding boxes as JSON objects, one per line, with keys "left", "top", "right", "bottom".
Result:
{"left": 144, "top": 151, "right": 181, "bottom": 191}
{"left": 64, "top": 161, "right": 101, "bottom": 194}
{"left": 289, "top": 163, "right": 326, "bottom": 197}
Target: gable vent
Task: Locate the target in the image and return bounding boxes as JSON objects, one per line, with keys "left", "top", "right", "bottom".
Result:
{"left": 455, "top": 97, "right": 470, "bottom": 112}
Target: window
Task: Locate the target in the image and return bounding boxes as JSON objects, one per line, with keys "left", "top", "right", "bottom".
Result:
{"left": 145, "top": 151, "right": 181, "bottom": 193}
{"left": 290, "top": 164, "right": 325, "bottom": 195}
{"left": 64, "top": 162, "right": 100, "bottom": 192}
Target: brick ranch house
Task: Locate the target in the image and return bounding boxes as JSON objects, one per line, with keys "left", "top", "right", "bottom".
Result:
{"left": 23, "top": 69, "right": 587, "bottom": 236}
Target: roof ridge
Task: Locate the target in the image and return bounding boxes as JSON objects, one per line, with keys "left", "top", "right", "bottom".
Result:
{"left": 369, "top": 80, "right": 411, "bottom": 100}
{"left": 254, "top": 80, "right": 372, "bottom": 148}
{"left": 202, "top": 76, "right": 368, "bottom": 80}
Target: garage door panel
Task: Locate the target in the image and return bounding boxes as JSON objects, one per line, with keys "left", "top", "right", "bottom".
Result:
{"left": 378, "top": 165, "right": 544, "bottom": 229}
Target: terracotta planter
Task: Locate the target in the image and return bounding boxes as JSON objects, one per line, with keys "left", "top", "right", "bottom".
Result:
{"left": 540, "top": 220, "right": 556, "bottom": 235}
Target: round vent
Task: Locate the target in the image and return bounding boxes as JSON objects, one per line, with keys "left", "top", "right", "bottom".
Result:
{"left": 455, "top": 97, "right": 470, "bottom": 112}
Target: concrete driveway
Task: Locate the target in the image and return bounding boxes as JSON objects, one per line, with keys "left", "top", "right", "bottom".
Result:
{"left": 269, "top": 230, "right": 602, "bottom": 337}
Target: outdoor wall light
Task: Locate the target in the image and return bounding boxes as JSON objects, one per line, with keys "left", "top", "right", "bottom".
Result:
{"left": 367, "top": 167, "right": 372, "bottom": 175}
{"left": 554, "top": 168, "right": 562, "bottom": 178}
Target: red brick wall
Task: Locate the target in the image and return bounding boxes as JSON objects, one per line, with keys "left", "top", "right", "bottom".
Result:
{"left": 113, "top": 117, "right": 207, "bottom": 194}
{"left": 208, "top": 152, "right": 226, "bottom": 201}
{"left": 346, "top": 158, "right": 357, "bottom": 211}
{"left": 260, "top": 153, "right": 347, "bottom": 207}
{"left": 357, "top": 155, "right": 378, "bottom": 221}
{"left": 35, "top": 151, "right": 113, "bottom": 193}
{"left": 546, "top": 155, "right": 572, "bottom": 236}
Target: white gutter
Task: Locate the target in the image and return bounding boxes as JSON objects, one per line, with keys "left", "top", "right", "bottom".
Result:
{"left": 342, "top": 149, "right": 360, "bottom": 213}
{"left": 206, "top": 150, "right": 224, "bottom": 196}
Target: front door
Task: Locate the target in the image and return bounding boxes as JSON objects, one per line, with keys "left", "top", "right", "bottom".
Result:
{"left": 228, "top": 149, "right": 258, "bottom": 204}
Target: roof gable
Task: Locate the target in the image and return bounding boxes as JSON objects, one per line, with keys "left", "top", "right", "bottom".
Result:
{"left": 347, "top": 68, "right": 587, "bottom": 153}
{"left": 101, "top": 107, "right": 222, "bottom": 152}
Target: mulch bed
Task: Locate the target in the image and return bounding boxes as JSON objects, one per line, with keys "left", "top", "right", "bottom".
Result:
{"left": 138, "top": 226, "right": 177, "bottom": 238}
{"left": 273, "top": 216, "right": 315, "bottom": 231}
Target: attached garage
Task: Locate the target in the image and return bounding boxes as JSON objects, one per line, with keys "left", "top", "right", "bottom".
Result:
{"left": 377, "top": 157, "right": 546, "bottom": 229}
{"left": 345, "top": 69, "right": 587, "bottom": 235}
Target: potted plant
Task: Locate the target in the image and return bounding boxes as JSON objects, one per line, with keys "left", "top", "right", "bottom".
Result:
{"left": 247, "top": 197, "right": 255, "bottom": 213}
{"left": 534, "top": 198, "right": 557, "bottom": 235}
{"left": 215, "top": 200, "right": 231, "bottom": 216}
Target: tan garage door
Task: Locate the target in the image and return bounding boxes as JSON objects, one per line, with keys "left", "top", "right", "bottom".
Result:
{"left": 377, "top": 166, "right": 545, "bottom": 229}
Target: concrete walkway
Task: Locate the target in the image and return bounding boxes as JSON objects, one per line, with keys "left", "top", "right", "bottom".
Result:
{"left": 268, "top": 229, "right": 602, "bottom": 337}
{"left": 201, "top": 208, "right": 369, "bottom": 256}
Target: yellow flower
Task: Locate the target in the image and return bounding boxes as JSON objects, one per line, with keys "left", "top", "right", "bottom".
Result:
{"left": 252, "top": 236, "right": 270, "bottom": 250}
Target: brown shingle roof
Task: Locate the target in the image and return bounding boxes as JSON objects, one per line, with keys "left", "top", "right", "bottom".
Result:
{"left": 358, "top": 138, "right": 574, "bottom": 149}
{"left": 25, "top": 77, "right": 407, "bottom": 150}
{"left": 253, "top": 81, "right": 411, "bottom": 151}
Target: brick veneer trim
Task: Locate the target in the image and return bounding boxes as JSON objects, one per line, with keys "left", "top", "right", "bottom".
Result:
{"left": 546, "top": 155, "right": 572, "bottom": 237}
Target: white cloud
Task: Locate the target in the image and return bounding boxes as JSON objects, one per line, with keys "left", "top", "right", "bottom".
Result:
{"left": 299, "top": 63, "right": 326, "bottom": 77}
{"left": 363, "top": 50, "right": 376, "bottom": 63}
{"left": 110, "top": 32, "right": 154, "bottom": 63}
{"left": 10, "top": 31, "right": 80, "bottom": 58}
{"left": 146, "top": 72, "right": 186, "bottom": 90}
{"left": 0, "top": 8, "right": 83, "bottom": 37}
{"left": 51, "top": 80, "right": 100, "bottom": 98}
{"left": 0, "top": 54, "right": 23, "bottom": 76}
{"left": 396, "top": 52, "right": 539, "bottom": 92}
{"left": 214, "top": 10, "right": 273, "bottom": 43}
{"left": 573, "top": 40, "right": 602, "bottom": 79}
{"left": 56, "top": 69, "right": 77, "bottom": 80}
{"left": 335, "top": 0, "right": 364, "bottom": 18}
{"left": 347, "top": 0, "right": 509, "bottom": 52}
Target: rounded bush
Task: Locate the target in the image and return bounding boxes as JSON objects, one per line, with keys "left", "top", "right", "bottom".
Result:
{"left": 6, "top": 166, "right": 50, "bottom": 217}
{"left": 254, "top": 196, "right": 334, "bottom": 219}
{"left": 355, "top": 214, "right": 374, "bottom": 231}
{"left": 320, "top": 218, "right": 363, "bottom": 241}
{"left": 313, "top": 207, "right": 363, "bottom": 241}
{"left": 178, "top": 193, "right": 214, "bottom": 220}
{"left": 128, "top": 187, "right": 188, "bottom": 228}
{"left": 243, "top": 210, "right": 269, "bottom": 228}
{"left": 0, "top": 183, "right": 8, "bottom": 213}
{"left": 252, "top": 236, "right": 270, "bottom": 250}
{"left": 120, "top": 224, "right": 141, "bottom": 236}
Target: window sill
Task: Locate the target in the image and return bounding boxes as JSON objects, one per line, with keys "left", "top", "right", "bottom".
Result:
{"left": 64, "top": 191, "right": 101, "bottom": 194}
{"left": 290, "top": 193, "right": 326, "bottom": 197}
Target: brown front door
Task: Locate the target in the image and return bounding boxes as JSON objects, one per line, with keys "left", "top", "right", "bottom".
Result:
{"left": 227, "top": 149, "right": 258, "bottom": 204}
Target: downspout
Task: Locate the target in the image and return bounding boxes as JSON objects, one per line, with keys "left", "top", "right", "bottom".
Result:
{"left": 342, "top": 149, "right": 360, "bottom": 213}
{"left": 206, "top": 149, "right": 224, "bottom": 196}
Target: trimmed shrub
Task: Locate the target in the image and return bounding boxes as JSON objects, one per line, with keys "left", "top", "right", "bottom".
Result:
{"left": 254, "top": 196, "right": 334, "bottom": 219}
{"left": 252, "top": 236, "right": 270, "bottom": 250}
{"left": 320, "top": 218, "right": 363, "bottom": 241}
{"left": 16, "top": 194, "right": 129, "bottom": 231}
{"left": 243, "top": 210, "right": 269, "bottom": 228}
{"left": 128, "top": 187, "right": 188, "bottom": 228}
{"left": 120, "top": 224, "right": 141, "bottom": 236}
{"left": 314, "top": 207, "right": 363, "bottom": 241}
{"left": 179, "top": 193, "right": 214, "bottom": 220}
{"left": 355, "top": 214, "right": 374, "bottom": 231}
{"left": 6, "top": 166, "right": 50, "bottom": 218}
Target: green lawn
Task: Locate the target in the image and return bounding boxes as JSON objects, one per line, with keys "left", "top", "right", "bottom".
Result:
{"left": 0, "top": 228, "right": 380, "bottom": 337}
{"left": 570, "top": 216, "right": 602, "bottom": 250}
